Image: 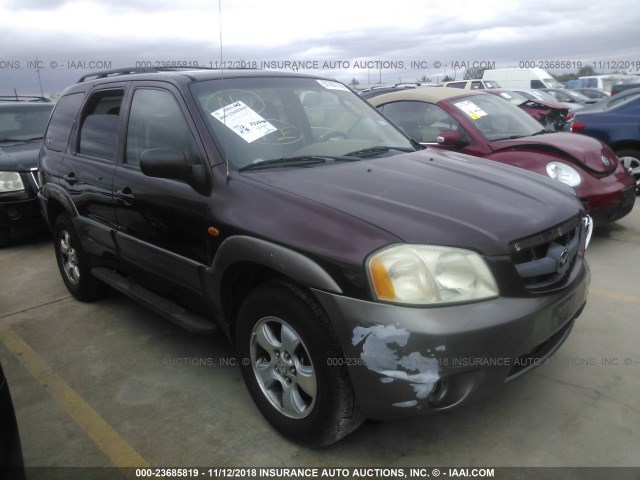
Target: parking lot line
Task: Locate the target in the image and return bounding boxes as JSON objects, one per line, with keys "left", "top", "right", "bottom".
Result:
{"left": 589, "top": 288, "right": 640, "bottom": 304}
{"left": 0, "top": 324, "right": 150, "bottom": 472}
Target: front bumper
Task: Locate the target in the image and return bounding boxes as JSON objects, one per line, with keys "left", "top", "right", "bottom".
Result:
{"left": 0, "top": 195, "right": 41, "bottom": 229}
{"left": 0, "top": 170, "right": 42, "bottom": 230}
{"left": 585, "top": 185, "right": 636, "bottom": 225}
{"left": 312, "top": 260, "right": 590, "bottom": 420}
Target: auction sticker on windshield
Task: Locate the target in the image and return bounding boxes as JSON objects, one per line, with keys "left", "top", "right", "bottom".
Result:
{"left": 211, "top": 100, "right": 277, "bottom": 143}
{"left": 454, "top": 100, "right": 488, "bottom": 120}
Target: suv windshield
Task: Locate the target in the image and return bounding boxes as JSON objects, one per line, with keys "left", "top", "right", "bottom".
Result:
{"left": 448, "top": 94, "right": 545, "bottom": 141}
{"left": 190, "top": 76, "right": 414, "bottom": 170}
{"left": 0, "top": 104, "right": 53, "bottom": 143}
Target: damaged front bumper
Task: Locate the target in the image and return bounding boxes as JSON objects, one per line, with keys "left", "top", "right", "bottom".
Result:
{"left": 312, "top": 261, "right": 590, "bottom": 420}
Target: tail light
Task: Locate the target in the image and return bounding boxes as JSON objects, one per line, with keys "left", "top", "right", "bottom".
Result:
{"left": 566, "top": 112, "right": 574, "bottom": 121}
{"left": 570, "top": 121, "right": 585, "bottom": 132}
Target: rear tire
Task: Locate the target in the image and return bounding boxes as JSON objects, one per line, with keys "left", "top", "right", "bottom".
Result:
{"left": 53, "top": 214, "right": 107, "bottom": 301}
{"left": 236, "top": 280, "right": 363, "bottom": 447}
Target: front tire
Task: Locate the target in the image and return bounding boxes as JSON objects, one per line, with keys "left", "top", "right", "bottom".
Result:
{"left": 236, "top": 280, "right": 362, "bottom": 447}
{"left": 53, "top": 214, "right": 106, "bottom": 301}
{"left": 616, "top": 149, "right": 640, "bottom": 194}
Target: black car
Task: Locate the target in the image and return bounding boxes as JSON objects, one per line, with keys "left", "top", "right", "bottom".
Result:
{"left": 0, "top": 363, "right": 25, "bottom": 480}
{"left": 39, "top": 67, "right": 590, "bottom": 446}
{"left": 0, "top": 101, "right": 54, "bottom": 247}
{"left": 610, "top": 82, "right": 640, "bottom": 95}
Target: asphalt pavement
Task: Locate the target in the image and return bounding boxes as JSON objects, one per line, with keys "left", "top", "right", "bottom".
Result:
{"left": 1, "top": 206, "right": 639, "bottom": 479}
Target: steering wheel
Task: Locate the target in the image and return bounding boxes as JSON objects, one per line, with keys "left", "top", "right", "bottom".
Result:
{"left": 319, "top": 131, "right": 348, "bottom": 142}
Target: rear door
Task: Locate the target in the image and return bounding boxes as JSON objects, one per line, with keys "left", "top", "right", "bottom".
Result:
{"left": 57, "top": 85, "right": 127, "bottom": 256}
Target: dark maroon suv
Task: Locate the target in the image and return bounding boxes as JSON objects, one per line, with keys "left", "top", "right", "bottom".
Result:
{"left": 38, "top": 68, "right": 591, "bottom": 447}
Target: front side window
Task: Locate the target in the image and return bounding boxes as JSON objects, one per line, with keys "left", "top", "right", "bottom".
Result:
{"left": 126, "top": 89, "right": 195, "bottom": 168}
{"left": 189, "top": 77, "right": 414, "bottom": 170}
{"left": 378, "top": 101, "right": 466, "bottom": 144}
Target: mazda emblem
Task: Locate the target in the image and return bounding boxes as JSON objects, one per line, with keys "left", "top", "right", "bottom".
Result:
{"left": 557, "top": 249, "right": 570, "bottom": 274}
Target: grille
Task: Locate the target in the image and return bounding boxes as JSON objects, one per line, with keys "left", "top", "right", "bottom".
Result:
{"left": 510, "top": 214, "right": 582, "bottom": 290}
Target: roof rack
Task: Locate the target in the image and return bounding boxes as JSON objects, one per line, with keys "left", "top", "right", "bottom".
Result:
{"left": 76, "top": 66, "right": 222, "bottom": 84}
{"left": 0, "top": 95, "right": 52, "bottom": 103}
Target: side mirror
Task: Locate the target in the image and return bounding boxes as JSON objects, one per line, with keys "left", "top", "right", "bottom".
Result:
{"left": 437, "top": 130, "right": 467, "bottom": 147}
{"left": 140, "top": 149, "right": 192, "bottom": 179}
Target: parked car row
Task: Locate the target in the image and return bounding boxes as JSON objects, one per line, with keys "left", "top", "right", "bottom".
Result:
{"left": 366, "top": 87, "right": 635, "bottom": 225}
{"left": 1, "top": 66, "right": 636, "bottom": 449}
{"left": 482, "top": 89, "right": 569, "bottom": 132}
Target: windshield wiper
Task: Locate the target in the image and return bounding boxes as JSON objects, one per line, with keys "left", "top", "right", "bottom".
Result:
{"left": 530, "top": 129, "right": 550, "bottom": 136}
{"left": 239, "top": 155, "right": 359, "bottom": 172}
{"left": 493, "top": 135, "right": 527, "bottom": 141}
{"left": 344, "top": 146, "right": 415, "bottom": 158}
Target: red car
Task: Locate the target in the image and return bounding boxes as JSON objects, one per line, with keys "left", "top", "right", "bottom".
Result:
{"left": 483, "top": 89, "right": 569, "bottom": 131}
{"left": 368, "top": 88, "right": 636, "bottom": 225}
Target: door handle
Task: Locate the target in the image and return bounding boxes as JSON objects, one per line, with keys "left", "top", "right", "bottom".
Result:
{"left": 115, "top": 188, "right": 135, "bottom": 205}
{"left": 63, "top": 173, "right": 77, "bottom": 185}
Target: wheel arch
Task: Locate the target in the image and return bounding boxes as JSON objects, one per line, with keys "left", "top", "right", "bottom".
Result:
{"left": 42, "top": 183, "right": 79, "bottom": 227}
{"left": 204, "top": 236, "right": 343, "bottom": 342}
{"left": 611, "top": 141, "right": 640, "bottom": 155}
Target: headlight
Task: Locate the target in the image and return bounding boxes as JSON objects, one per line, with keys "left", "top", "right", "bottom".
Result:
{"left": 0, "top": 172, "right": 25, "bottom": 193}
{"left": 546, "top": 162, "right": 582, "bottom": 187}
{"left": 367, "top": 245, "right": 499, "bottom": 305}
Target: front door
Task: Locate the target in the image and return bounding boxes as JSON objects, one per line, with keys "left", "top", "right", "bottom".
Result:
{"left": 112, "top": 86, "right": 212, "bottom": 299}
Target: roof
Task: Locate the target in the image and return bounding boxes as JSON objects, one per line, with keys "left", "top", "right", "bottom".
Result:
{"left": 75, "top": 67, "right": 332, "bottom": 85}
{"left": 367, "top": 86, "right": 485, "bottom": 105}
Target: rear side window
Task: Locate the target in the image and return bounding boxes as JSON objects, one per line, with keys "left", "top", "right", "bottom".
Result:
{"left": 447, "top": 82, "right": 466, "bottom": 89}
{"left": 44, "top": 92, "right": 84, "bottom": 152}
{"left": 77, "top": 89, "right": 124, "bottom": 161}
{"left": 530, "top": 80, "right": 544, "bottom": 89}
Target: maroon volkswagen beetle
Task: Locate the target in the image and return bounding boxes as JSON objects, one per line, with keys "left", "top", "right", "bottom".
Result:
{"left": 368, "top": 88, "right": 635, "bottom": 225}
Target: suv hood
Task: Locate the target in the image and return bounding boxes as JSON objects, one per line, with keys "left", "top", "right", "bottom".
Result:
{"left": 245, "top": 150, "right": 582, "bottom": 256}
{"left": 0, "top": 141, "right": 41, "bottom": 170}
{"left": 490, "top": 132, "right": 615, "bottom": 174}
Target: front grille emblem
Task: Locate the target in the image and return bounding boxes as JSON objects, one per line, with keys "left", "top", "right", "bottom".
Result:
{"left": 557, "top": 249, "right": 570, "bottom": 274}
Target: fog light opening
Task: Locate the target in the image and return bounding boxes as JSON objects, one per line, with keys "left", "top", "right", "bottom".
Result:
{"left": 427, "top": 378, "right": 448, "bottom": 406}
{"left": 6, "top": 206, "right": 22, "bottom": 220}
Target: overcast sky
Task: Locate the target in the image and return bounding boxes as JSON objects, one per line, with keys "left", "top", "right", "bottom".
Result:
{"left": 2, "top": 0, "right": 640, "bottom": 95}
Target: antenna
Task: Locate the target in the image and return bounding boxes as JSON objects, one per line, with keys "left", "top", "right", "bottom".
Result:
{"left": 218, "top": 0, "right": 230, "bottom": 179}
